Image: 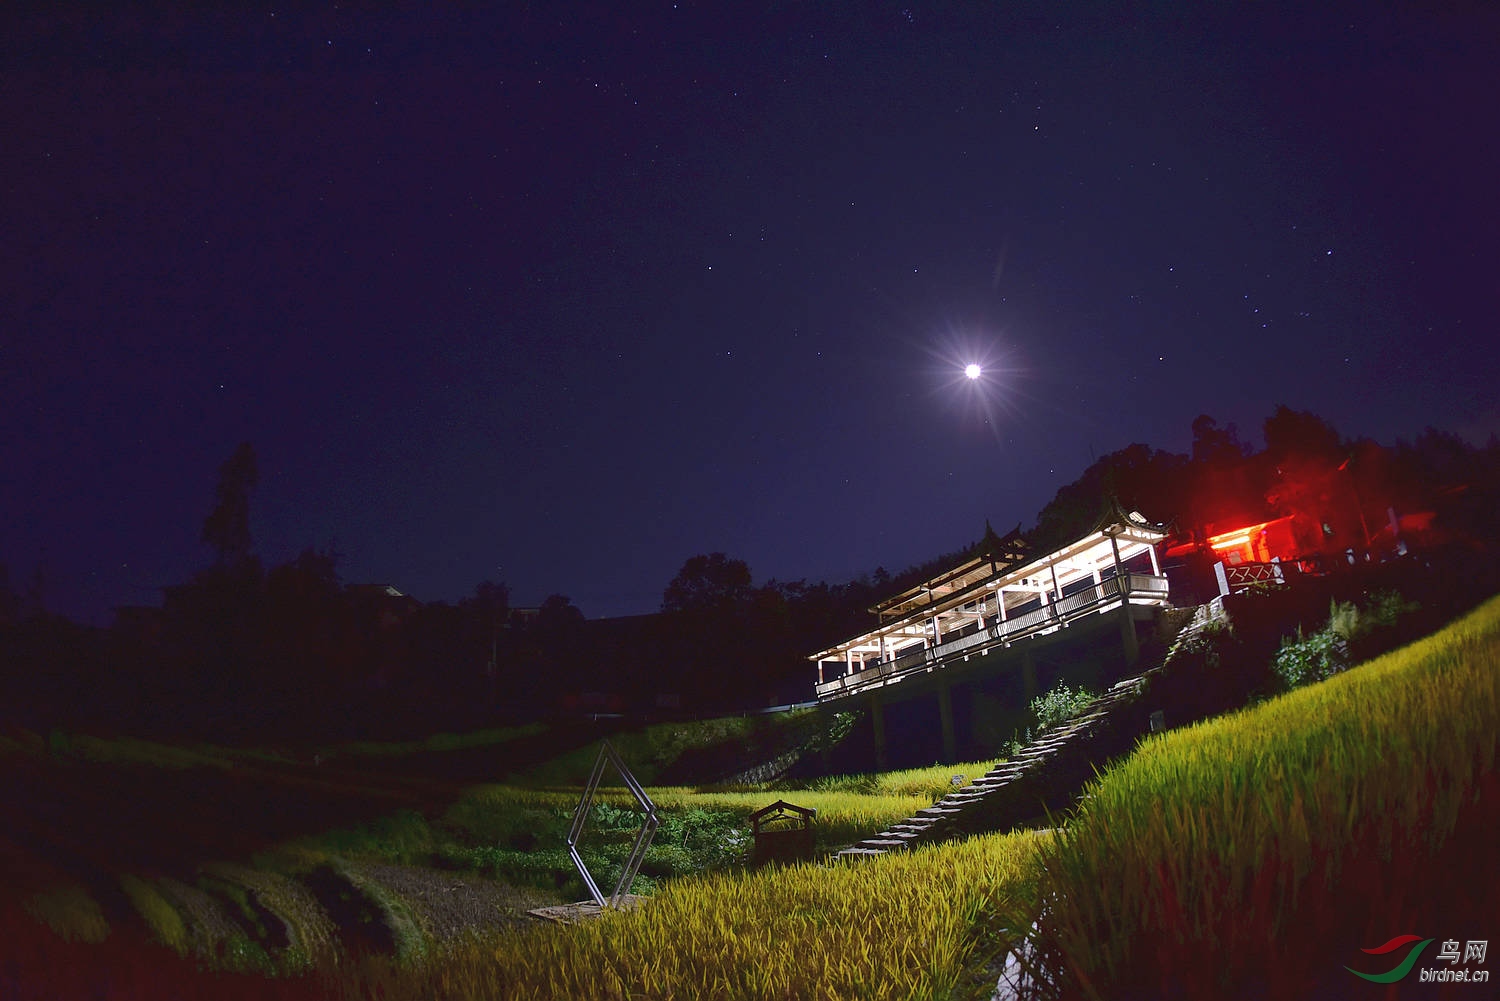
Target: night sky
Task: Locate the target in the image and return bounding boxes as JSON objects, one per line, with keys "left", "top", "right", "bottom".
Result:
{"left": 6, "top": 3, "right": 1499, "bottom": 625}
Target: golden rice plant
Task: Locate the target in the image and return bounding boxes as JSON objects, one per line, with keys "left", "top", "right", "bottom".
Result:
{"left": 24, "top": 882, "right": 111, "bottom": 944}
{"left": 1034, "top": 592, "right": 1500, "bottom": 997}
{"left": 860, "top": 759, "right": 998, "bottom": 798}
{"left": 120, "top": 874, "right": 189, "bottom": 955}
{"left": 343, "top": 829, "right": 1049, "bottom": 1000}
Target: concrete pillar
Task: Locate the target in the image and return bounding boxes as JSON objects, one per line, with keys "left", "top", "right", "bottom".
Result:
{"left": 1022, "top": 649, "right": 1038, "bottom": 702}
{"left": 937, "top": 680, "right": 956, "bottom": 763}
{"left": 869, "top": 693, "right": 888, "bottom": 771}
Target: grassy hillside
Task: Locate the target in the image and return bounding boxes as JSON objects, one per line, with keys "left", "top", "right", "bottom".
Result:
{"left": 341, "top": 592, "right": 1500, "bottom": 1000}
{"left": 1, "top": 592, "right": 1494, "bottom": 999}
{"left": 1029, "top": 591, "right": 1500, "bottom": 998}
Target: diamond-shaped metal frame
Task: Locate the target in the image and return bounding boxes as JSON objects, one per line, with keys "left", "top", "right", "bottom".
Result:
{"left": 566, "top": 739, "right": 660, "bottom": 908}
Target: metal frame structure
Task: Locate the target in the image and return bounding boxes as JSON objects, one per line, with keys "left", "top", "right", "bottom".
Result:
{"left": 566, "top": 739, "right": 660, "bottom": 909}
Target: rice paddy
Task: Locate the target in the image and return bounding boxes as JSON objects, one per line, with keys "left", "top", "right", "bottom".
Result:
{"left": 2, "top": 592, "right": 1494, "bottom": 999}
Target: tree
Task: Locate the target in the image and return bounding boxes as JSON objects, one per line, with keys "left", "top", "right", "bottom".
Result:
{"left": 661, "top": 553, "right": 753, "bottom": 613}
{"left": 1186, "top": 415, "right": 1266, "bottom": 532}
{"left": 201, "top": 442, "right": 258, "bottom": 564}
{"left": 1190, "top": 414, "right": 1247, "bottom": 466}
{"left": 1263, "top": 406, "right": 1342, "bottom": 465}
{"left": 537, "top": 593, "right": 584, "bottom": 631}
{"left": 1031, "top": 444, "right": 1189, "bottom": 549}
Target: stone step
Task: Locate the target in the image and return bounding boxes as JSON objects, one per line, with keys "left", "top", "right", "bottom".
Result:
{"left": 948, "top": 786, "right": 991, "bottom": 799}
{"left": 916, "top": 806, "right": 964, "bottom": 817}
{"left": 857, "top": 838, "right": 912, "bottom": 849}
{"left": 836, "top": 847, "right": 888, "bottom": 859}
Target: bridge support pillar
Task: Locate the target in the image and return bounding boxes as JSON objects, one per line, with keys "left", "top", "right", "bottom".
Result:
{"left": 869, "top": 692, "right": 888, "bottom": 771}
{"left": 937, "top": 680, "right": 956, "bottom": 763}
{"left": 1120, "top": 604, "right": 1140, "bottom": 666}
{"left": 1022, "top": 650, "right": 1038, "bottom": 702}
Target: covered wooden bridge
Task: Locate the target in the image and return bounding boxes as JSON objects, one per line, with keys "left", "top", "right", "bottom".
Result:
{"left": 808, "top": 510, "right": 1170, "bottom": 765}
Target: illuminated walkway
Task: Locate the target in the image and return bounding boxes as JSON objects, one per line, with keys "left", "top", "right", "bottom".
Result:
{"left": 811, "top": 511, "right": 1170, "bottom": 703}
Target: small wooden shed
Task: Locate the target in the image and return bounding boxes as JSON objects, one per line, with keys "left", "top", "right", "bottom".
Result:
{"left": 749, "top": 799, "right": 816, "bottom": 866}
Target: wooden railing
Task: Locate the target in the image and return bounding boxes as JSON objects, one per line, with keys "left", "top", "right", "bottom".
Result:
{"left": 815, "top": 573, "right": 1168, "bottom": 699}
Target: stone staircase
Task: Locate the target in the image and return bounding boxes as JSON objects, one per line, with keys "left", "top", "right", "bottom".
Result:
{"left": 835, "top": 602, "right": 1222, "bottom": 863}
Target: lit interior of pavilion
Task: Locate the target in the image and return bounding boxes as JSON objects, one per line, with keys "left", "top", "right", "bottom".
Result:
{"left": 810, "top": 510, "right": 1169, "bottom": 701}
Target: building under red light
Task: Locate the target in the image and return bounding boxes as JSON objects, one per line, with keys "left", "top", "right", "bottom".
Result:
{"left": 1204, "top": 516, "right": 1302, "bottom": 565}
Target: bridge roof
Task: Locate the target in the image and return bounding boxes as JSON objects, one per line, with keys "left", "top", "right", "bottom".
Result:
{"left": 869, "top": 522, "right": 1030, "bottom": 620}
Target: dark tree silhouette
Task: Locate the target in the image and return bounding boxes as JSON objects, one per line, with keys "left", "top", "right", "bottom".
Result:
{"left": 1186, "top": 415, "right": 1266, "bottom": 532}
{"left": 1263, "top": 405, "right": 1343, "bottom": 464}
{"left": 1031, "top": 444, "right": 1190, "bottom": 549}
{"left": 201, "top": 442, "right": 258, "bottom": 564}
{"left": 536, "top": 593, "right": 585, "bottom": 631}
{"left": 661, "top": 553, "right": 753, "bottom": 613}
{"left": 1190, "top": 414, "right": 1247, "bottom": 466}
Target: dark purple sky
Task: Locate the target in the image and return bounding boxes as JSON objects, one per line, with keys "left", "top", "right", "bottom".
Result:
{"left": 6, "top": 3, "right": 1498, "bottom": 624}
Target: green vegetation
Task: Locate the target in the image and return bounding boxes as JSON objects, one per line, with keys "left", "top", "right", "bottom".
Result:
{"left": 509, "top": 711, "right": 815, "bottom": 787}
{"left": 3, "top": 592, "right": 1494, "bottom": 999}
{"left": 782, "top": 758, "right": 997, "bottom": 799}
{"left": 1029, "top": 683, "right": 1098, "bottom": 733}
{"left": 316, "top": 724, "right": 544, "bottom": 762}
{"left": 1005, "top": 681, "right": 1098, "bottom": 754}
{"left": 1273, "top": 589, "right": 1421, "bottom": 689}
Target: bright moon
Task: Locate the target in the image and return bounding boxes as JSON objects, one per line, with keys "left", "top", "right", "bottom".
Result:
{"left": 964, "top": 363, "right": 982, "bottom": 380}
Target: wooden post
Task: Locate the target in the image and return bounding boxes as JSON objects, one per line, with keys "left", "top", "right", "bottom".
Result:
{"left": 869, "top": 693, "right": 888, "bottom": 771}
{"left": 1110, "top": 531, "right": 1139, "bottom": 664}
{"left": 1022, "top": 649, "right": 1038, "bottom": 702}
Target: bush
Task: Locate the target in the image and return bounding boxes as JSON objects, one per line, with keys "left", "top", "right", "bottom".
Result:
{"left": 1274, "top": 625, "right": 1350, "bottom": 689}
{"left": 1006, "top": 683, "right": 1098, "bottom": 755}
{"left": 1031, "top": 684, "right": 1098, "bottom": 733}
{"left": 1275, "top": 590, "right": 1421, "bottom": 691}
